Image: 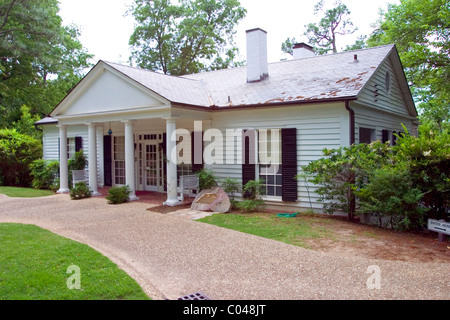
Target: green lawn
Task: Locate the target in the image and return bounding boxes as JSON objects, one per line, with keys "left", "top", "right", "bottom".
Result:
{"left": 0, "top": 223, "right": 150, "bottom": 300}
{"left": 198, "top": 212, "right": 332, "bottom": 248}
{"left": 0, "top": 186, "right": 55, "bottom": 198}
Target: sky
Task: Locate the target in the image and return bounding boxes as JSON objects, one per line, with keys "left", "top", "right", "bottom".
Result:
{"left": 58, "top": 0, "right": 400, "bottom": 66}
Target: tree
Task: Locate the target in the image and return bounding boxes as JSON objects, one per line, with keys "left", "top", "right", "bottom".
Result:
{"left": 368, "top": 0, "right": 450, "bottom": 131}
{"left": 128, "top": 0, "right": 246, "bottom": 75}
{"left": 0, "top": 0, "right": 93, "bottom": 128}
{"left": 282, "top": 0, "right": 357, "bottom": 56}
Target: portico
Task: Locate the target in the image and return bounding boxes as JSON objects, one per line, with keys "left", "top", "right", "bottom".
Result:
{"left": 51, "top": 60, "right": 210, "bottom": 205}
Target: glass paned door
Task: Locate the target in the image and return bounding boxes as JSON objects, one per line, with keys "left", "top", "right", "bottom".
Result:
{"left": 144, "top": 143, "right": 163, "bottom": 191}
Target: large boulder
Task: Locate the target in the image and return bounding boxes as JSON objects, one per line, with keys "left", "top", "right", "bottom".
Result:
{"left": 191, "top": 187, "right": 231, "bottom": 213}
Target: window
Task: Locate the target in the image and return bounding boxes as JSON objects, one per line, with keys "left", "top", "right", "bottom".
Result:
{"left": 257, "top": 129, "right": 282, "bottom": 198}
{"left": 113, "top": 136, "right": 125, "bottom": 185}
{"left": 359, "top": 127, "right": 376, "bottom": 144}
{"left": 67, "top": 137, "right": 75, "bottom": 160}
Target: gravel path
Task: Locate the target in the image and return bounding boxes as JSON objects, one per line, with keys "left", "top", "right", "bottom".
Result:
{"left": 0, "top": 194, "right": 448, "bottom": 300}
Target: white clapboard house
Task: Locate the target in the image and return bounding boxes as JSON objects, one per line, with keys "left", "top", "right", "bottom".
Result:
{"left": 35, "top": 28, "right": 418, "bottom": 210}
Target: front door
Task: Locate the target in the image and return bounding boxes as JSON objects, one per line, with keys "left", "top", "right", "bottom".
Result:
{"left": 144, "top": 142, "right": 164, "bottom": 191}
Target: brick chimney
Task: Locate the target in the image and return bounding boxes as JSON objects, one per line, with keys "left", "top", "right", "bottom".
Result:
{"left": 246, "top": 28, "right": 268, "bottom": 83}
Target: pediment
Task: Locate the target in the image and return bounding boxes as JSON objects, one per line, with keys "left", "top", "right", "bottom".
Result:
{"left": 51, "top": 62, "right": 170, "bottom": 117}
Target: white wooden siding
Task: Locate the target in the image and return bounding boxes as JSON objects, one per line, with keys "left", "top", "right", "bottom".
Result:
{"left": 358, "top": 56, "right": 410, "bottom": 117}
{"left": 210, "top": 102, "right": 348, "bottom": 211}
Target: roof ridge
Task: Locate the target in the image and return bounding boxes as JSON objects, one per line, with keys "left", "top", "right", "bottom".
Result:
{"left": 101, "top": 60, "right": 207, "bottom": 83}
{"left": 267, "top": 44, "right": 396, "bottom": 66}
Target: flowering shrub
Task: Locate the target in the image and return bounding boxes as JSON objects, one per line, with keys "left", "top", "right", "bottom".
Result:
{"left": 302, "top": 124, "right": 449, "bottom": 230}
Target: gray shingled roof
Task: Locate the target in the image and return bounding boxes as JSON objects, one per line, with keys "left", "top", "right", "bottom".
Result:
{"left": 105, "top": 44, "right": 395, "bottom": 108}
{"left": 103, "top": 61, "right": 213, "bottom": 107}
{"left": 182, "top": 44, "right": 395, "bottom": 107}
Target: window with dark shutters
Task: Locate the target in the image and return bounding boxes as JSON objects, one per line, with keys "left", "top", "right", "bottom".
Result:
{"left": 281, "top": 128, "right": 298, "bottom": 202}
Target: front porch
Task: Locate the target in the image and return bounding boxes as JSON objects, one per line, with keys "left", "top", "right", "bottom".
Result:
{"left": 56, "top": 116, "right": 207, "bottom": 206}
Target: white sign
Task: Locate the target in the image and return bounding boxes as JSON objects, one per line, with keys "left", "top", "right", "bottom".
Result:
{"left": 428, "top": 219, "right": 450, "bottom": 236}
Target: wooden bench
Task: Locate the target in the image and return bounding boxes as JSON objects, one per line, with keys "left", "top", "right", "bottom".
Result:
{"left": 72, "top": 170, "right": 89, "bottom": 188}
{"left": 178, "top": 175, "right": 199, "bottom": 202}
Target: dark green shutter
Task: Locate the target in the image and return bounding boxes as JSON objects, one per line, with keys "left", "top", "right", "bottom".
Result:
{"left": 103, "top": 135, "right": 112, "bottom": 186}
{"left": 281, "top": 128, "right": 298, "bottom": 202}
{"left": 242, "top": 129, "right": 256, "bottom": 198}
{"left": 75, "top": 137, "right": 83, "bottom": 152}
{"left": 191, "top": 131, "right": 203, "bottom": 173}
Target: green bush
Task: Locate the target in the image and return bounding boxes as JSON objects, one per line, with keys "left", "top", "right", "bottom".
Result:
{"left": 68, "top": 150, "right": 88, "bottom": 189}
{"left": 236, "top": 179, "right": 266, "bottom": 213}
{"left": 0, "top": 129, "right": 42, "bottom": 187}
{"left": 393, "top": 125, "right": 449, "bottom": 219}
{"left": 356, "top": 166, "right": 427, "bottom": 231}
{"left": 106, "top": 186, "right": 131, "bottom": 204}
{"left": 302, "top": 141, "right": 390, "bottom": 219}
{"left": 70, "top": 182, "right": 92, "bottom": 200}
{"left": 30, "top": 159, "right": 60, "bottom": 190}
{"left": 220, "top": 177, "right": 241, "bottom": 208}
{"left": 196, "top": 169, "right": 218, "bottom": 191}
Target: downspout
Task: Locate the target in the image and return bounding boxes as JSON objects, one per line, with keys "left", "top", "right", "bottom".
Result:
{"left": 345, "top": 100, "right": 355, "bottom": 145}
{"left": 345, "top": 100, "right": 356, "bottom": 220}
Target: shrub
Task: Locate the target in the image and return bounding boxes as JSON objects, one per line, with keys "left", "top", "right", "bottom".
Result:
{"left": 302, "top": 141, "right": 391, "bottom": 219}
{"left": 70, "top": 182, "right": 92, "bottom": 200}
{"left": 30, "top": 159, "right": 60, "bottom": 190}
{"left": 106, "top": 186, "right": 131, "bottom": 204}
{"left": 220, "top": 177, "right": 241, "bottom": 208}
{"left": 393, "top": 125, "right": 449, "bottom": 219}
{"left": 356, "top": 165, "right": 427, "bottom": 231}
{"left": 0, "top": 129, "right": 42, "bottom": 187}
{"left": 196, "top": 169, "right": 218, "bottom": 191}
{"left": 68, "top": 150, "right": 88, "bottom": 188}
{"left": 236, "top": 179, "right": 266, "bottom": 213}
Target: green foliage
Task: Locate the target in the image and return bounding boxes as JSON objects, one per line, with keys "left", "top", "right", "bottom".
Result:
{"left": 236, "top": 179, "right": 266, "bottom": 213}
{"left": 106, "top": 186, "right": 131, "bottom": 204}
{"left": 128, "top": 0, "right": 246, "bottom": 75}
{"left": 302, "top": 142, "right": 391, "bottom": 219}
{"left": 283, "top": 0, "right": 356, "bottom": 55}
{"left": 356, "top": 166, "right": 427, "bottom": 231}
{"left": 69, "top": 182, "right": 92, "bottom": 200}
{"left": 393, "top": 125, "right": 449, "bottom": 219}
{"left": 303, "top": 126, "right": 449, "bottom": 230}
{"left": 68, "top": 150, "right": 88, "bottom": 188}
{"left": 197, "top": 168, "right": 218, "bottom": 191}
{"left": 30, "top": 159, "right": 60, "bottom": 191}
{"left": 220, "top": 177, "right": 241, "bottom": 200}
{"left": 0, "top": 0, "right": 93, "bottom": 129}
{"left": 367, "top": 0, "right": 450, "bottom": 131}
{"left": 0, "top": 129, "right": 42, "bottom": 187}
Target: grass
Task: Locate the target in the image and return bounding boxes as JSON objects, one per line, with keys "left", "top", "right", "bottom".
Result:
{"left": 0, "top": 223, "right": 150, "bottom": 300}
{"left": 0, "top": 186, "right": 55, "bottom": 198}
{"left": 198, "top": 212, "right": 333, "bottom": 248}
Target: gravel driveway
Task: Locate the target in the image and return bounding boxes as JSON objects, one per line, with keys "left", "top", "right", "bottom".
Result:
{"left": 0, "top": 193, "right": 448, "bottom": 300}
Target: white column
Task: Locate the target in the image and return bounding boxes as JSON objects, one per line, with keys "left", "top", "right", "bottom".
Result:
{"left": 96, "top": 125, "right": 105, "bottom": 187}
{"left": 88, "top": 123, "right": 100, "bottom": 196}
{"left": 124, "top": 120, "right": 138, "bottom": 201}
{"left": 57, "top": 125, "right": 70, "bottom": 194}
{"left": 164, "top": 117, "right": 181, "bottom": 206}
